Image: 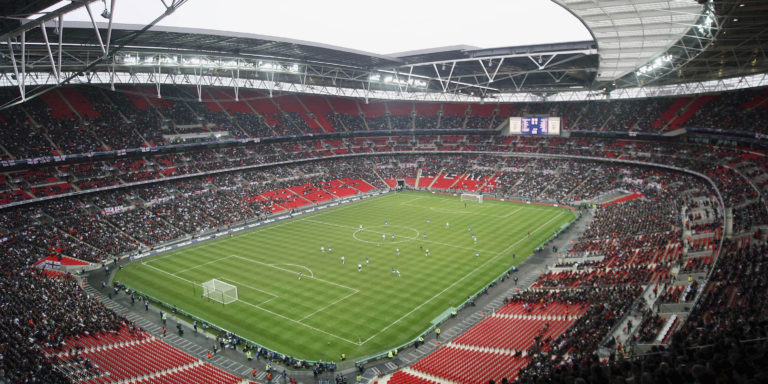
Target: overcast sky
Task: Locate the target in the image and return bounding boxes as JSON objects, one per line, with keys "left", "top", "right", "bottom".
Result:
{"left": 47, "top": 0, "right": 592, "bottom": 55}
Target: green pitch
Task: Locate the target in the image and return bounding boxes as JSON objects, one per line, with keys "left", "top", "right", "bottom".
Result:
{"left": 115, "top": 192, "right": 575, "bottom": 361}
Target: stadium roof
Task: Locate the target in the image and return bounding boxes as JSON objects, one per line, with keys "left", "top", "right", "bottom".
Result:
{"left": 0, "top": 0, "right": 767, "bottom": 106}
{"left": 554, "top": 0, "right": 705, "bottom": 81}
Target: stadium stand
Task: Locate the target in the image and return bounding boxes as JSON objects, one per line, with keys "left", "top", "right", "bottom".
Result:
{"left": 4, "top": 84, "right": 768, "bottom": 383}
{"left": 5, "top": 86, "right": 768, "bottom": 160}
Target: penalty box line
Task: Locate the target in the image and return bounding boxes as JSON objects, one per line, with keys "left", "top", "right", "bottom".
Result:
{"left": 142, "top": 256, "right": 362, "bottom": 345}
{"left": 226, "top": 254, "right": 361, "bottom": 344}
{"left": 217, "top": 276, "right": 278, "bottom": 306}
{"left": 141, "top": 261, "right": 278, "bottom": 304}
{"left": 228, "top": 255, "right": 358, "bottom": 294}
{"left": 228, "top": 255, "right": 362, "bottom": 324}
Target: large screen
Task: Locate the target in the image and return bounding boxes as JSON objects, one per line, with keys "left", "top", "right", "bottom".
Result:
{"left": 522, "top": 117, "right": 547, "bottom": 135}
{"left": 507, "top": 117, "right": 561, "bottom": 136}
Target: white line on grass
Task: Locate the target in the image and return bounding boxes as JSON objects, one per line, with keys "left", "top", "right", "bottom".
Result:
{"left": 272, "top": 264, "right": 314, "bottom": 278}
{"left": 398, "top": 196, "right": 426, "bottom": 206}
{"left": 496, "top": 211, "right": 566, "bottom": 256}
{"left": 143, "top": 219, "right": 300, "bottom": 265}
{"left": 302, "top": 218, "right": 500, "bottom": 254}
{"left": 299, "top": 290, "right": 359, "bottom": 321}
{"left": 217, "top": 277, "right": 279, "bottom": 306}
{"left": 227, "top": 255, "right": 362, "bottom": 333}
{"left": 229, "top": 255, "right": 358, "bottom": 293}
{"left": 231, "top": 292, "right": 360, "bottom": 345}
{"left": 501, "top": 207, "right": 524, "bottom": 218}
{"left": 144, "top": 192, "right": 395, "bottom": 266}
{"left": 359, "top": 210, "right": 567, "bottom": 345}
{"left": 141, "top": 261, "right": 357, "bottom": 343}
{"left": 172, "top": 255, "right": 236, "bottom": 276}
{"left": 142, "top": 261, "right": 200, "bottom": 287}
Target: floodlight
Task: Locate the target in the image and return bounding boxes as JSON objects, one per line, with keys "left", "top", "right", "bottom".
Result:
{"left": 100, "top": 0, "right": 111, "bottom": 19}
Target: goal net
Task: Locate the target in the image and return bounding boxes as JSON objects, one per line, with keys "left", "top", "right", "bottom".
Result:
{"left": 202, "top": 279, "right": 238, "bottom": 304}
{"left": 460, "top": 193, "right": 483, "bottom": 203}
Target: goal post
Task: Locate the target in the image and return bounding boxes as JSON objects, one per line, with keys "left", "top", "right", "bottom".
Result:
{"left": 460, "top": 193, "right": 483, "bottom": 204}
{"left": 201, "top": 279, "right": 238, "bottom": 304}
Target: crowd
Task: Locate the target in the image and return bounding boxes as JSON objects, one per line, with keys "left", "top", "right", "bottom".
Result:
{"left": 3, "top": 85, "right": 768, "bottom": 160}
{"left": 6, "top": 140, "right": 762, "bottom": 268}
{"left": 732, "top": 202, "right": 768, "bottom": 233}
{"left": 526, "top": 238, "right": 768, "bottom": 384}
{"left": 2, "top": 87, "right": 768, "bottom": 382}
{"left": 2, "top": 133, "right": 764, "bottom": 213}
{"left": 513, "top": 286, "right": 643, "bottom": 383}
{"left": 0, "top": 238, "right": 126, "bottom": 382}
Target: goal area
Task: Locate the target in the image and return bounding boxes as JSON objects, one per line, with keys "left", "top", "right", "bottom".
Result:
{"left": 460, "top": 193, "right": 483, "bottom": 203}
{"left": 202, "top": 279, "right": 238, "bottom": 304}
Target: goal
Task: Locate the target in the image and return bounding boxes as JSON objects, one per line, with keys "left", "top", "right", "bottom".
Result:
{"left": 201, "top": 279, "right": 238, "bottom": 304}
{"left": 460, "top": 193, "right": 483, "bottom": 204}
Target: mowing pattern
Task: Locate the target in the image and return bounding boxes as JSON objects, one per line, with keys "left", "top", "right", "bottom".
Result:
{"left": 116, "top": 192, "right": 574, "bottom": 361}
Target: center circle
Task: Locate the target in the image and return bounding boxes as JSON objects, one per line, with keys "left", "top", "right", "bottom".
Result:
{"left": 352, "top": 225, "right": 421, "bottom": 244}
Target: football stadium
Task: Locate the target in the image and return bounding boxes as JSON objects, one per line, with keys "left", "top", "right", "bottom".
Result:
{"left": 1, "top": 1, "right": 767, "bottom": 383}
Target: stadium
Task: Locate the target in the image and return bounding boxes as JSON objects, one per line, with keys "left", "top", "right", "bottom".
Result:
{"left": 1, "top": 0, "right": 767, "bottom": 383}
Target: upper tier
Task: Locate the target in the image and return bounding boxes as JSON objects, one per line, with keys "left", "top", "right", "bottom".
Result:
{"left": 1, "top": 85, "right": 767, "bottom": 161}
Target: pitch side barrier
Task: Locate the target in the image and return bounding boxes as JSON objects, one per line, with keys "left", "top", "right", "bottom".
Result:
{"left": 116, "top": 191, "right": 387, "bottom": 366}
{"left": 15, "top": 148, "right": 725, "bottom": 288}
{"left": 128, "top": 189, "right": 386, "bottom": 262}
{"left": 16, "top": 147, "right": 727, "bottom": 360}
{"left": 103, "top": 150, "right": 721, "bottom": 365}
{"left": 117, "top": 280, "right": 304, "bottom": 365}
{"left": 20, "top": 149, "right": 725, "bottom": 321}
{"left": 118, "top": 186, "right": 580, "bottom": 365}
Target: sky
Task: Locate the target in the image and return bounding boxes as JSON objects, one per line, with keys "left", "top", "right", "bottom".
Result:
{"left": 46, "top": 0, "right": 592, "bottom": 56}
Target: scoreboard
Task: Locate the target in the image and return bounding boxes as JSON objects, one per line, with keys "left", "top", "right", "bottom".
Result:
{"left": 507, "top": 117, "right": 561, "bottom": 136}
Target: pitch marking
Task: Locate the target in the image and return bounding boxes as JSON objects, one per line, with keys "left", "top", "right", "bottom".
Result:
{"left": 359, "top": 210, "right": 567, "bottom": 345}
{"left": 304, "top": 218, "right": 499, "bottom": 254}
{"left": 271, "top": 263, "right": 314, "bottom": 278}
{"left": 141, "top": 261, "right": 358, "bottom": 344}
{"left": 172, "top": 255, "right": 236, "bottom": 275}
{"left": 299, "top": 290, "right": 359, "bottom": 321}
{"left": 229, "top": 255, "right": 358, "bottom": 293}
{"left": 352, "top": 224, "right": 420, "bottom": 244}
{"left": 217, "top": 277, "right": 279, "bottom": 306}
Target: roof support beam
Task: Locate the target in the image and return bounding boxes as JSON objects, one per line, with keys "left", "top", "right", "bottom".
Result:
{"left": 6, "top": 38, "right": 24, "bottom": 100}
{"left": 0, "top": 1, "right": 100, "bottom": 42}
{"left": 83, "top": 1, "right": 107, "bottom": 56}
{"left": 39, "top": 22, "right": 59, "bottom": 83}
{"left": 0, "top": 0, "right": 189, "bottom": 111}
